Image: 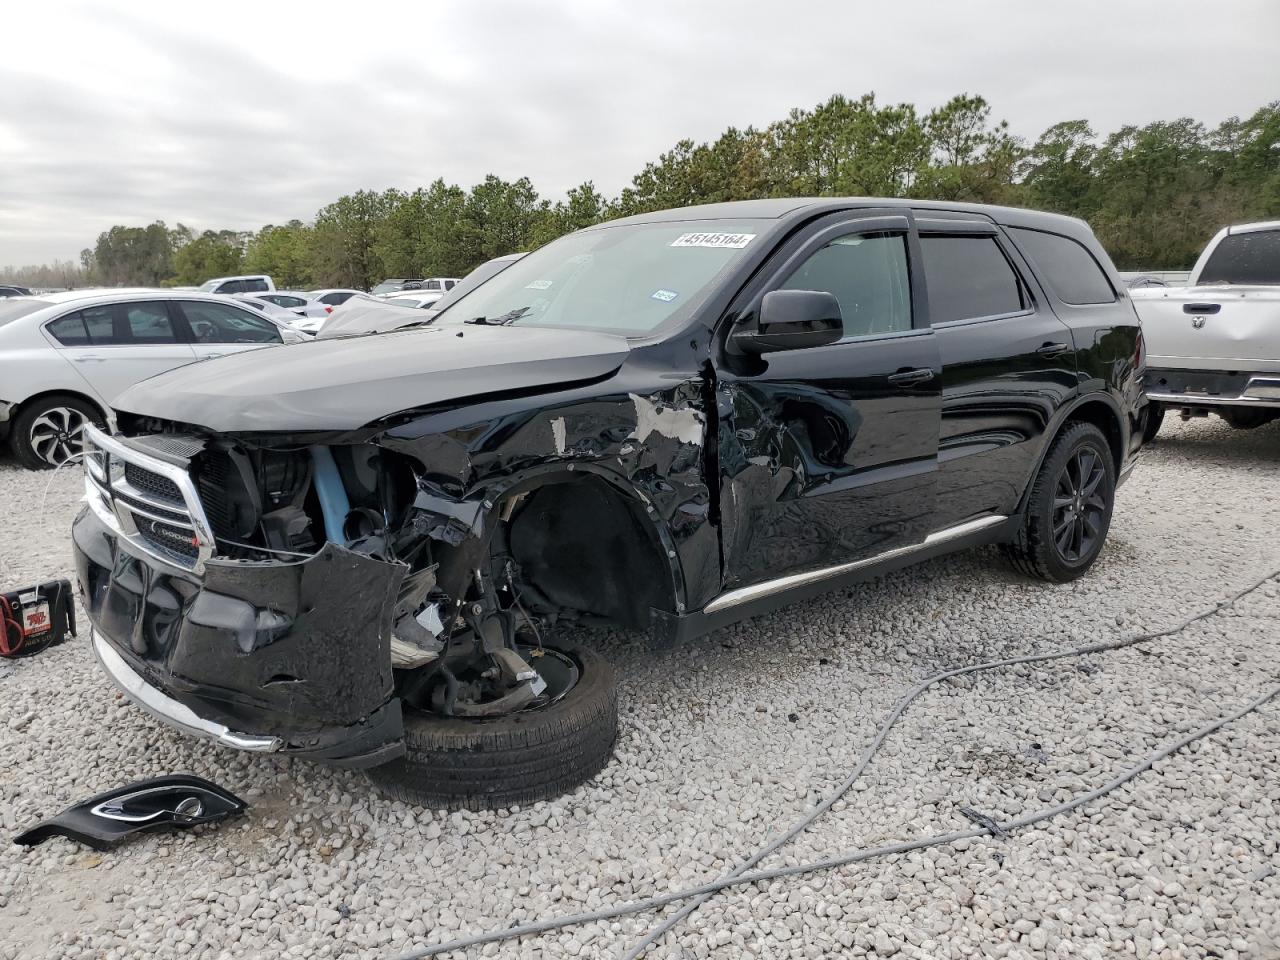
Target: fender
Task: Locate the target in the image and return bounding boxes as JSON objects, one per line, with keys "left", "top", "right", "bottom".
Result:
{"left": 1014, "top": 388, "right": 1127, "bottom": 515}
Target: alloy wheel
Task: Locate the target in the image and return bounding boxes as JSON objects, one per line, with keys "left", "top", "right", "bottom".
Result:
{"left": 1051, "top": 447, "right": 1107, "bottom": 563}
{"left": 28, "top": 407, "right": 88, "bottom": 467}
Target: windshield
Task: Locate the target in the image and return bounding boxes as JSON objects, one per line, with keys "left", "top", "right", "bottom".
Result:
{"left": 198, "top": 279, "right": 220, "bottom": 292}
{"left": 0, "top": 299, "right": 51, "bottom": 327}
{"left": 435, "top": 219, "right": 770, "bottom": 335}
{"left": 1198, "top": 230, "right": 1280, "bottom": 285}
{"left": 371, "top": 282, "right": 404, "bottom": 294}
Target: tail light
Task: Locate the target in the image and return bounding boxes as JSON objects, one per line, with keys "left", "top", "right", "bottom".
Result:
{"left": 325, "top": 306, "right": 333, "bottom": 314}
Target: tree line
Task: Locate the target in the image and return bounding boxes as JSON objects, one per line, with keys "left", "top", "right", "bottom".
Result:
{"left": 6, "top": 93, "right": 1277, "bottom": 291}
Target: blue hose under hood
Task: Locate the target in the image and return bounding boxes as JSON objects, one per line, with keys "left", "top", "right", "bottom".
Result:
{"left": 309, "top": 445, "right": 350, "bottom": 544}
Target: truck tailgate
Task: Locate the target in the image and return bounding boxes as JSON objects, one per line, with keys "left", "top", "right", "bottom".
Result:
{"left": 1132, "top": 287, "right": 1280, "bottom": 372}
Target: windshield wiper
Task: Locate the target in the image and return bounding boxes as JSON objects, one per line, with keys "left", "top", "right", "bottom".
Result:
{"left": 465, "top": 306, "right": 530, "bottom": 326}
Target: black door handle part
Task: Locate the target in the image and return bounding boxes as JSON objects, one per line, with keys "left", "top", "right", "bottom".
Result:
{"left": 1183, "top": 303, "right": 1221, "bottom": 315}
{"left": 887, "top": 367, "right": 935, "bottom": 387}
{"left": 1036, "top": 342, "right": 1071, "bottom": 357}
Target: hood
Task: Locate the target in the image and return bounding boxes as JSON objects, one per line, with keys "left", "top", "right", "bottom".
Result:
{"left": 114, "top": 324, "right": 631, "bottom": 433}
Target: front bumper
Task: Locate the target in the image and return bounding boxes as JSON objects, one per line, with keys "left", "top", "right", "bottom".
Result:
{"left": 1145, "top": 368, "right": 1280, "bottom": 409}
{"left": 73, "top": 506, "right": 406, "bottom": 768}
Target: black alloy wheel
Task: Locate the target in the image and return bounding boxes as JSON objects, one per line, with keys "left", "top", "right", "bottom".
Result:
{"left": 1051, "top": 447, "right": 1107, "bottom": 563}
{"left": 1003, "top": 421, "right": 1115, "bottom": 583}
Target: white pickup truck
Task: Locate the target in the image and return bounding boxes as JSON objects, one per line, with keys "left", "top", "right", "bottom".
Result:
{"left": 1133, "top": 220, "right": 1280, "bottom": 438}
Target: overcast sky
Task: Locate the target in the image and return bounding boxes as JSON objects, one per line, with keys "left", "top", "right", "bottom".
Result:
{"left": 1, "top": 0, "right": 1275, "bottom": 265}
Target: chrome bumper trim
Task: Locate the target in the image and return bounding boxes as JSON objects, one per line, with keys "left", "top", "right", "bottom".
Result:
{"left": 704, "top": 514, "right": 1007, "bottom": 615}
{"left": 92, "top": 629, "right": 282, "bottom": 753}
{"left": 1147, "top": 391, "right": 1280, "bottom": 409}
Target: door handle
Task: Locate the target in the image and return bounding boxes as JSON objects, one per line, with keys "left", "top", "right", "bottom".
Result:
{"left": 887, "top": 367, "right": 935, "bottom": 387}
{"left": 1036, "top": 342, "right": 1071, "bottom": 357}
{"left": 72, "top": 355, "right": 106, "bottom": 362}
{"left": 1182, "top": 303, "right": 1221, "bottom": 315}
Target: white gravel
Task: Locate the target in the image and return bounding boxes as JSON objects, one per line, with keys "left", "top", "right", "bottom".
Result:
{"left": 1, "top": 416, "right": 1278, "bottom": 960}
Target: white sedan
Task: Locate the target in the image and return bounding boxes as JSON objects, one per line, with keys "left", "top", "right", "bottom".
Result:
{"left": 0, "top": 289, "right": 304, "bottom": 468}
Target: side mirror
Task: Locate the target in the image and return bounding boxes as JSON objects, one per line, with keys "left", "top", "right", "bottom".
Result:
{"left": 732, "top": 290, "right": 843, "bottom": 355}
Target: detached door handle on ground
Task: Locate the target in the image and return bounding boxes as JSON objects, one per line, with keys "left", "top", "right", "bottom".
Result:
{"left": 887, "top": 367, "right": 935, "bottom": 387}
{"left": 1037, "top": 342, "right": 1071, "bottom": 357}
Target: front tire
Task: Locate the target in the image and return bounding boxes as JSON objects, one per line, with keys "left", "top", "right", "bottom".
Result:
{"left": 1003, "top": 422, "right": 1116, "bottom": 583}
{"left": 365, "top": 644, "right": 617, "bottom": 809}
{"left": 8, "top": 395, "right": 103, "bottom": 470}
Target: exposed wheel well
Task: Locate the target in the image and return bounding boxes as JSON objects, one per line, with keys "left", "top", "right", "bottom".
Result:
{"left": 1060, "top": 398, "right": 1124, "bottom": 474}
{"left": 502, "top": 474, "right": 678, "bottom": 632}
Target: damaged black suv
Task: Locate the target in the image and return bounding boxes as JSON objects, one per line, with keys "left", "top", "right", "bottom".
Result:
{"left": 72, "top": 199, "right": 1146, "bottom": 808}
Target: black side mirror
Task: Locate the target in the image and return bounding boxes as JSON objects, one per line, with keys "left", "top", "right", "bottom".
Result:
{"left": 732, "top": 290, "right": 843, "bottom": 355}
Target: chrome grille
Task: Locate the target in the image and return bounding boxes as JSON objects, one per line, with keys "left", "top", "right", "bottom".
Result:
{"left": 83, "top": 424, "right": 215, "bottom": 572}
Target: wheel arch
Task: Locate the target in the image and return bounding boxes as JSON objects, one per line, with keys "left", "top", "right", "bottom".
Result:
{"left": 12, "top": 388, "right": 110, "bottom": 425}
{"left": 437, "top": 463, "right": 686, "bottom": 633}
{"left": 1016, "top": 392, "right": 1125, "bottom": 515}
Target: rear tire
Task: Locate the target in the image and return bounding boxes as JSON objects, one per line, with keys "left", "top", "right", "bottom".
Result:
{"left": 1140, "top": 402, "right": 1164, "bottom": 443}
{"left": 1003, "top": 421, "right": 1115, "bottom": 583}
{"left": 365, "top": 644, "right": 617, "bottom": 809}
{"left": 1220, "top": 408, "right": 1276, "bottom": 430}
{"left": 8, "top": 394, "right": 103, "bottom": 470}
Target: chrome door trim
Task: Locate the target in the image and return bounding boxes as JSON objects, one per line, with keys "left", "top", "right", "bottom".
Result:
{"left": 703, "top": 514, "right": 1007, "bottom": 615}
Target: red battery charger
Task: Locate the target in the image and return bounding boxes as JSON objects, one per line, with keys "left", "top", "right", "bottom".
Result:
{"left": 0, "top": 579, "right": 76, "bottom": 658}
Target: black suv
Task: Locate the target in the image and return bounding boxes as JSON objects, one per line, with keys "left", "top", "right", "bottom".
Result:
{"left": 72, "top": 199, "right": 1146, "bottom": 808}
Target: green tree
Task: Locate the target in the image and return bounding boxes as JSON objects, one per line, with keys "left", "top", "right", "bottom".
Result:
{"left": 309, "top": 190, "right": 395, "bottom": 290}
{"left": 244, "top": 221, "right": 314, "bottom": 288}
{"left": 171, "top": 230, "right": 246, "bottom": 285}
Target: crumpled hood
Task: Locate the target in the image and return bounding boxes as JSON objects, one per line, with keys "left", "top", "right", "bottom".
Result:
{"left": 114, "top": 324, "right": 631, "bottom": 433}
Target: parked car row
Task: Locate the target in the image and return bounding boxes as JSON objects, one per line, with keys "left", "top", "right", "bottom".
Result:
{"left": 0, "top": 290, "right": 305, "bottom": 468}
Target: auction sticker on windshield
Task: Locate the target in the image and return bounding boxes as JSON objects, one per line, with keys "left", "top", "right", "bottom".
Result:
{"left": 669, "top": 232, "right": 756, "bottom": 249}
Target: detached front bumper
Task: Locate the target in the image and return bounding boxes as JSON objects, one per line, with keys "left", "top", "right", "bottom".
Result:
{"left": 73, "top": 506, "right": 406, "bottom": 768}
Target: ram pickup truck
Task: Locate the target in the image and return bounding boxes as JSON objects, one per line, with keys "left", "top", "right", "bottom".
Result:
{"left": 1133, "top": 221, "right": 1280, "bottom": 436}
{"left": 72, "top": 199, "right": 1146, "bottom": 809}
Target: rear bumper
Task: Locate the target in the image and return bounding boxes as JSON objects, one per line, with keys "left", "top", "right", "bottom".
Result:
{"left": 1145, "top": 368, "right": 1280, "bottom": 409}
{"left": 73, "top": 506, "right": 406, "bottom": 768}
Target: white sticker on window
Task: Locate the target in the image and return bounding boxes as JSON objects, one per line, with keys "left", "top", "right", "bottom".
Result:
{"left": 525, "top": 279, "right": 553, "bottom": 290}
{"left": 650, "top": 289, "right": 679, "bottom": 303}
{"left": 669, "top": 232, "right": 756, "bottom": 249}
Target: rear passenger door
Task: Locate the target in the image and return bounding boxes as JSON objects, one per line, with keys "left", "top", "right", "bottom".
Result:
{"left": 46, "top": 301, "right": 197, "bottom": 403}
{"left": 173, "top": 300, "right": 284, "bottom": 359}
{"left": 916, "top": 217, "right": 1078, "bottom": 528}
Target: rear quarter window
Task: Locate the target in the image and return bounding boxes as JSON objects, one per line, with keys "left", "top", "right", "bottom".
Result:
{"left": 1008, "top": 227, "right": 1116, "bottom": 305}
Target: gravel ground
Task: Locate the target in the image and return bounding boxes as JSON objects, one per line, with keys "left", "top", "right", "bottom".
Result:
{"left": 0, "top": 415, "right": 1278, "bottom": 960}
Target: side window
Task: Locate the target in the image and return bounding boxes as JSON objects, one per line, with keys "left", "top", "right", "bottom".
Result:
{"left": 244, "top": 278, "right": 269, "bottom": 292}
{"left": 425, "top": 280, "right": 441, "bottom": 291}
{"left": 919, "top": 235, "right": 1025, "bottom": 324}
{"left": 280, "top": 295, "right": 306, "bottom": 308}
{"left": 123, "top": 302, "right": 177, "bottom": 343}
{"left": 47, "top": 313, "right": 90, "bottom": 345}
{"left": 179, "top": 301, "right": 283, "bottom": 344}
{"left": 1009, "top": 228, "right": 1115, "bottom": 305}
{"left": 216, "top": 280, "right": 244, "bottom": 295}
{"left": 321, "top": 292, "right": 352, "bottom": 305}
{"left": 444, "top": 280, "right": 456, "bottom": 290}
{"left": 81, "top": 305, "right": 116, "bottom": 343}
{"left": 779, "top": 231, "right": 913, "bottom": 338}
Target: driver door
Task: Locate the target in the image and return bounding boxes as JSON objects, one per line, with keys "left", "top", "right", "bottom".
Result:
{"left": 714, "top": 213, "right": 942, "bottom": 590}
